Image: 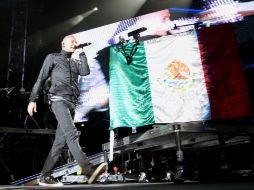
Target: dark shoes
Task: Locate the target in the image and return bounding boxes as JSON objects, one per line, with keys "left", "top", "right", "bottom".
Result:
{"left": 87, "top": 163, "right": 107, "bottom": 184}
{"left": 38, "top": 163, "right": 107, "bottom": 186}
{"left": 38, "top": 175, "right": 63, "bottom": 187}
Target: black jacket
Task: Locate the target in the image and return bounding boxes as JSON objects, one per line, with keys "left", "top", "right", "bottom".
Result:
{"left": 29, "top": 50, "right": 90, "bottom": 103}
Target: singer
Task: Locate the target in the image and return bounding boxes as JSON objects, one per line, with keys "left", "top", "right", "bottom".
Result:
{"left": 27, "top": 35, "right": 106, "bottom": 187}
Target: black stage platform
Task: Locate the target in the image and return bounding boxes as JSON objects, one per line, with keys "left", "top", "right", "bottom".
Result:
{"left": 2, "top": 122, "right": 254, "bottom": 186}
{"left": 1, "top": 181, "right": 254, "bottom": 190}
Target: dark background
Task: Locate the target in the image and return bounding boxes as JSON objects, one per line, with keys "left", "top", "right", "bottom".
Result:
{"left": 0, "top": 0, "right": 254, "bottom": 185}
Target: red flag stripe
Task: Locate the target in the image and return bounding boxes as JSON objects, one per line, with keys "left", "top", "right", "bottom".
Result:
{"left": 197, "top": 24, "right": 251, "bottom": 120}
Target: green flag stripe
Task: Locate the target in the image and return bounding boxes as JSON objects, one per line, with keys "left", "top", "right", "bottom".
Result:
{"left": 109, "top": 42, "right": 155, "bottom": 129}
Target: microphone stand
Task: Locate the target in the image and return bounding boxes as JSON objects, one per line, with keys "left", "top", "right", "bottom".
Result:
{"left": 117, "top": 34, "right": 140, "bottom": 65}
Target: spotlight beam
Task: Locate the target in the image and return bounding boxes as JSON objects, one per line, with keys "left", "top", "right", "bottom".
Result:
{"left": 29, "top": 7, "right": 98, "bottom": 49}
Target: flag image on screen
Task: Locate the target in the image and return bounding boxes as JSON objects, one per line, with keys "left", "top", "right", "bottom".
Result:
{"left": 71, "top": 1, "right": 253, "bottom": 123}
{"left": 72, "top": 9, "right": 171, "bottom": 122}
{"left": 109, "top": 24, "right": 251, "bottom": 129}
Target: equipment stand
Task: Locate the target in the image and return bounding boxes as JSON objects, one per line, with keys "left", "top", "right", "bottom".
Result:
{"left": 173, "top": 124, "right": 185, "bottom": 182}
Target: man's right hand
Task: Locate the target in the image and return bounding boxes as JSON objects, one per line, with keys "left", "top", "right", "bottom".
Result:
{"left": 27, "top": 102, "right": 37, "bottom": 116}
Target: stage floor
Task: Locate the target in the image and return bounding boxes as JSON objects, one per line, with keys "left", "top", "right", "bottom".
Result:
{"left": 1, "top": 181, "right": 254, "bottom": 190}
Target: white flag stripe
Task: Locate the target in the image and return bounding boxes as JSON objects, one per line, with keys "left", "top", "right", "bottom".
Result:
{"left": 144, "top": 31, "right": 211, "bottom": 123}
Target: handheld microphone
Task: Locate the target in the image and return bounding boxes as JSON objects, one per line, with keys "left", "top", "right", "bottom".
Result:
{"left": 75, "top": 42, "right": 92, "bottom": 49}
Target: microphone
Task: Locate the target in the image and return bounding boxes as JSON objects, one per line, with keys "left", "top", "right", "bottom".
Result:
{"left": 75, "top": 42, "right": 92, "bottom": 49}
{"left": 128, "top": 27, "right": 147, "bottom": 37}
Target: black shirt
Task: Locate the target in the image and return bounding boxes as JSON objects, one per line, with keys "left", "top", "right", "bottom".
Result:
{"left": 29, "top": 50, "right": 90, "bottom": 103}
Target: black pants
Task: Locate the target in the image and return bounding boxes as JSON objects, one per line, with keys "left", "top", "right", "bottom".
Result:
{"left": 41, "top": 100, "right": 93, "bottom": 177}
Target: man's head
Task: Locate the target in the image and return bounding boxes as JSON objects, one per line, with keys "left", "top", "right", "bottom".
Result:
{"left": 61, "top": 35, "right": 77, "bottom": 52}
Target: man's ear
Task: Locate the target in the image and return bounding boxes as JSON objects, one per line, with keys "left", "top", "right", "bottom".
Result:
{"left": 62, "top": 42, "right": 65, "bottom": 48}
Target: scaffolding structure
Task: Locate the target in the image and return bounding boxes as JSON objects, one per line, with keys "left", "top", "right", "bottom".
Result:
{"left": 7, "top": 0, "right": 28, "bottom": 91}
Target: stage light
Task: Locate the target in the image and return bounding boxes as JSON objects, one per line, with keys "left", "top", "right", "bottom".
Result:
{"left": 29, "top": 7, "right": 98, "bottom": 49}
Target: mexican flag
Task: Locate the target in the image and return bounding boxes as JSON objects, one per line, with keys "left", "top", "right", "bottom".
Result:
{"left": 109, "top": 24, "right": 251, "bottom": 130}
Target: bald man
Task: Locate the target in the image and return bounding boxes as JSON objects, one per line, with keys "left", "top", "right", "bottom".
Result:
{"left": 28, "top": 35, "right": 106, "bottom": 187}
